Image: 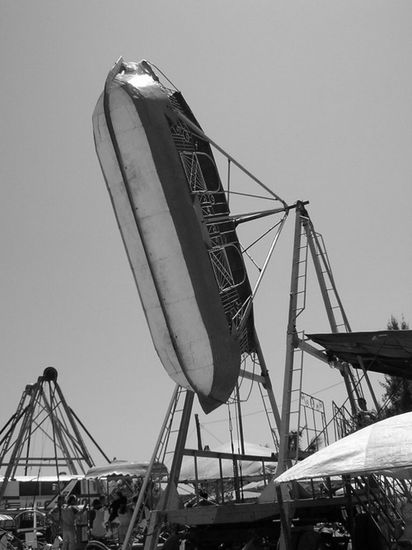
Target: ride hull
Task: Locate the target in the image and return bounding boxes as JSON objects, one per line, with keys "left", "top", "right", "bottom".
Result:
{"left": 93, "top": 62, "right": 241, "bottom": 413}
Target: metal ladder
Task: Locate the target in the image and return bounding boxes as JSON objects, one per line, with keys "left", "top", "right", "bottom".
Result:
{"left": 301, "top": 213, "right": 351, "bottom": 334}
{"left": 121, "top": 385, "right": 191, "bottom": 550}
{"left": 287, "top": 339, "right": 305, "bottom": 461}
{"left": 258, "top": 380, "right": 280, "bottom": 451}
{"left": 350, "top": 474, "right": 406, "bottom": 547}
{"left": 300, "top": 208, "right": 371, "bottom": 415}
{"left": 156, "top": 386, "right": 190, "bottom": 470}
{"left": 278, "top": 203, "right": 310, "bottom": 471}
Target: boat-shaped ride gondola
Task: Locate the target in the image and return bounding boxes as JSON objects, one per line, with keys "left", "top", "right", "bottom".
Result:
{"left": 93, "top": 59, "right": 259, "bottom": 413}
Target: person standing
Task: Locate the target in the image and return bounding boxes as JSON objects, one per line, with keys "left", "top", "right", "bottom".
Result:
{"left": 89, "top": 499, "right": 106, "bottom": 540}
{"left": 117, "top": 500, "right": 132, "bottom": 544}
{"left": 61, "top": 495, "right": 78, "bottom": 550}
{"left": 48, "top": 495, "right": 65, "bottom": 543}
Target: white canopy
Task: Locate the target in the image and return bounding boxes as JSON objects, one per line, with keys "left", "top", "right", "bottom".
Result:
{"left": 275, "top": 411, "right": 412, "bottom": 484}
{"left": 85, "top": 460, "right": 167, "bottom": 479}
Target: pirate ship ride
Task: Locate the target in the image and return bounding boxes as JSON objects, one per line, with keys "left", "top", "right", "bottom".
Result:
{"left": 91, "top": 58, "right": 412, "bottom": 549}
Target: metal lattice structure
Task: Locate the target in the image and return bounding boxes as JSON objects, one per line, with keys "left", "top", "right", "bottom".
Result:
{"left": 0, "top": 367, "right": 109, "bottom": 506}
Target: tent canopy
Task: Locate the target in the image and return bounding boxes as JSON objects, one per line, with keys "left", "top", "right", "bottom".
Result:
{"left": 308, "top": 330, "right": 412, "bottom": 378}
{"left": 275, "top": 411, "right": 412, "bottom": 484}
{"left": 85, "top": 460, "right": 167, "bottom": 479}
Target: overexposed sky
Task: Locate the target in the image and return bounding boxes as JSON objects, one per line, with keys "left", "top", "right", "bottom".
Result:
{"left": 1, "top": 1, "right": 411, "bottom": 467}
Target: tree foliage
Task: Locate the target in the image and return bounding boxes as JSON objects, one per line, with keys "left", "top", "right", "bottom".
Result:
{"left": 380, "top": 315, "right": 412, "bottom": 416}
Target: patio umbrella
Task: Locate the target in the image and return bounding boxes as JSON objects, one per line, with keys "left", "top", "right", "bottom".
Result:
{"left": 275, "top": 411, "right": 412, "bottom": 484}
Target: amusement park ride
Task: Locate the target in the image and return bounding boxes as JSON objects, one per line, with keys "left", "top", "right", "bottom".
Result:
{"left": 91, "top": 58, "right": 395, "bottom": 549}
{"left": 2, "top": 58, "right": 412, "bottom": 549}
{"left": 0, "top": 367, "right": 110, "bottom": 508}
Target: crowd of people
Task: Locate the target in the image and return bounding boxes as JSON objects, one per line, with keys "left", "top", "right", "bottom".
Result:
{"left": 47, "top": 489, "right": 133, "bottom": 550}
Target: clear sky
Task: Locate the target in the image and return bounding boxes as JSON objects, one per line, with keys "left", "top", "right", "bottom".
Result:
{"left": 1, "top": 1, "right": 412, "bottom": 468}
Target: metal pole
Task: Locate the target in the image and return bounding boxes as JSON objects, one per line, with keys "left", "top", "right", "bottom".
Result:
{"left": 253, "top": 330, "right": 282, "bottom": 431}
{"left": 69, "top": 408, "right": 111, "bottom": 463}
{"left": 356, "top": 355, "right": 381, "bottom": 412}
{"left": 195, "top": 414, "right": 203, "bottom": 451}
{"left": 0, "top": 378, "right": 40, "bottom": 504}
{"left": 235, "top": 383, "right": 245, "bottom": 456}
{"left": 144, "top": 390, "right": 195, "bottom": 550}
{"left": 121, "top": 385, "right": 180, "bottom": 550}
{"left": 41, "top": 384, "right": 78, "bottom": 475}
{"left": 276, "top": 485, "right": 292, "bottom": 550}
{"left": 54, "top": 381, "right": 94, "bottom": 470}
{"left": 176, "top": 112, "right": 288, "bottom": 207}
{"left": 235, "top": 212, "right": 289, "bottom": 335}
{"left": 277, "top": 204, "right": 303, "bottom": 474}
{"left": 302, "top": 219, "right": 339, "bottom": 333}
{"left": 165, "top": 390, "right": 194, "bottom": 497}
{"left": 302, "top": 214, "right": 359, "bottom": 416}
